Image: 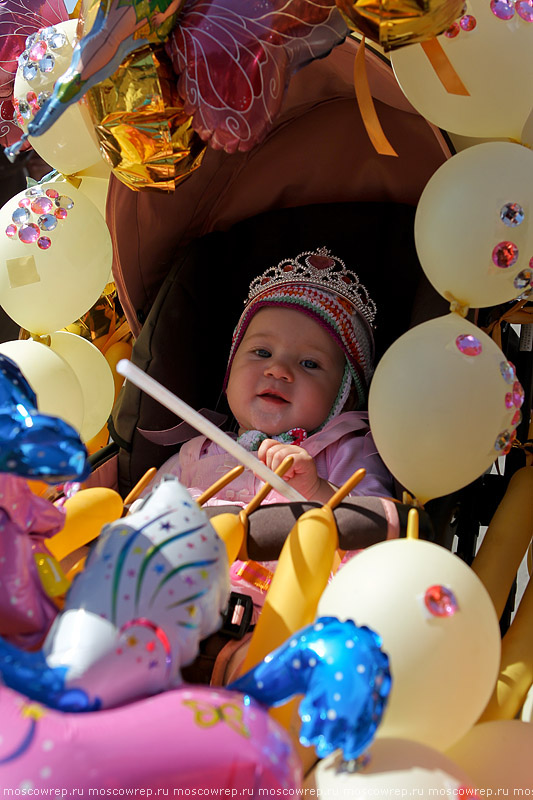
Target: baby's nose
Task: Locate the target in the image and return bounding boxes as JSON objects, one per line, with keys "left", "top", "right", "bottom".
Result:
{"left": 265, "top": 360, "right": 293, "bottom": 381}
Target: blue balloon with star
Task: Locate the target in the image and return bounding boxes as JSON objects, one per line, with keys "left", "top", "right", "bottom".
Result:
{"left": 229, "top": 616, "right": 391, "bottom": 763}
{"left": 0, "top": 354, "right": 90, "bottom": 483}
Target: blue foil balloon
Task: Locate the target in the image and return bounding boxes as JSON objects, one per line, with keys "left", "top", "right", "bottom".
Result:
{"left": 0, "top": 354, "right": 90, "bottom": 483}
{"left": 229, "top": 616, "right": 391, "bottom": 762}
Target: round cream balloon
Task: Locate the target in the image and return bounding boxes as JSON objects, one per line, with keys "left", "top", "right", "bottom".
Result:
{"left": 49, "top": 331, "right": 115, "bottom": 441}
{"left": 306, "top": 738, "right": 477, "bottom": 796}
{"left": 368, "top": 313, "right": 521, "bottom": 504}
{"left": 415, "top": 142, "right": 533, "bottom": 308}
{"left": 446, "top": 720, "right": 533, "bottom": 790}
{"left": 318, "top": 538, "right": 501, "bottom": 752}
{"left": 0, "top": 339, "right": 84, "bottom": 431}
{"left": 13, "top": 20, "right": 102, "bottom": 175}
{"left": 391, "top": 0, "right": 533, "bottom": 139}
{"left": 0, "top": 179, "right": 112, "bottom": 334}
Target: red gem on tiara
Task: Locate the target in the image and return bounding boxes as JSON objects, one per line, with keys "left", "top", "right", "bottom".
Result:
{"left": 283, "top": 264, "right": 294, "bottom": 272}
{"left": 308, "top": 254, "right": 335, "bottom": 269}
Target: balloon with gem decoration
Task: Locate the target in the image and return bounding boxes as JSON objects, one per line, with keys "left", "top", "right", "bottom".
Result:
{"left": 0, "top": 179, "right": 112, "bottom": 335}
{"left": 414, "top": 142, "right": 533, "bottom": 309}
{"left": 13, "top": 20, "right": 103, "bottom": 175}
{"left": 0, "top": 0, "right": 68, "bottom": 149}
{"left": 368, "top": 313, "right": 523, "bottom": 505}
{"left": 318, "top": 537, "right": 501, "bottom": 752}
{"left": 391, "top": 0, "right": 533, "bottom": 140}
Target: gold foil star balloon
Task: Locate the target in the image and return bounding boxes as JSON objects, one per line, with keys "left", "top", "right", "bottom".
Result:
{"left": 336, "top": 0, "right": 465, "bottom": 50}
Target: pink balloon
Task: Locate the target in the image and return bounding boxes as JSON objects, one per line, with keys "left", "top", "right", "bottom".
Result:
{"left": 0, "top": 682, "right": 302, "bottom": 790}
{"left": 166, "top": 0, "right": 348, "bottom": 153}
{"left": 0, "top": 0, "right": 68, "bottom": 147}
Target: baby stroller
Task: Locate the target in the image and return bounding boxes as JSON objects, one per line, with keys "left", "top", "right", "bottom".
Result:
{"left": 93, "top": 35, "right": 531, "bottom": 661}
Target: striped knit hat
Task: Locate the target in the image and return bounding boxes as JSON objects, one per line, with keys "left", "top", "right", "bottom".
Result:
{"left": 223, "top": 247, "right": 376, "bottom": 416}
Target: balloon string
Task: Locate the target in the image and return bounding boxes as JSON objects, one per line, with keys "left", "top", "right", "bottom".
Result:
{"left": 444, "top": 291, "right": 469, "bottom": 318}
{"left": 354, "top": 37, "right": 398, "bottom": 157}
{"left": 420, "top": 38, "right": 470, "bottom": 96}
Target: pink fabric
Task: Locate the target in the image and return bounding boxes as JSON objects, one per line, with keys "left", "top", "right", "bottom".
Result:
{"left": 150, "top": 410, "right": 394, "bottom": 504}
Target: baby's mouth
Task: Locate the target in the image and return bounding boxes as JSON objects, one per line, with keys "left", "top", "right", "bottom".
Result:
{"left": 258, "top": 391, "right": 289, "bottom": 404}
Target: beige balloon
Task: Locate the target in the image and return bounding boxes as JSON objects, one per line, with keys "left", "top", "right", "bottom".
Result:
{"left": 446, "top": 720, "right": 533, "bottom": 790}
{"left": 318, "top": 538, "right": 501, "bottom": 752}
{"left": 414, "top": 142, "right": 533, "bottom": 308}
{"left": 306, "top": 738, "right": 477, "bottom": 795}
{"left": 391, "top": 0, "right": 533, "bottom": 139}
{"left": 0, "top": 339, "right": 84, "bottom": 431}
{"left": 0, "top": 179, "right": 112, "bottom": 334}
{"left": 49, "top": 332, "right": 115, "bottom": 441}
{"left": 14, "top": 20, "right": 102, "bottom": 176}
{"left": 368, "top": 313, "right": 520, "bottom": 504}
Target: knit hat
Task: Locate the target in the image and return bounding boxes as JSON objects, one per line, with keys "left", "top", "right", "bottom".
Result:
{"left": 223, "top": 247, "right": 376, "bottom": 415}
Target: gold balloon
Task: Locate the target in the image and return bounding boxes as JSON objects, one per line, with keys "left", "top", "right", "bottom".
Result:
{"left": 336, "top": 0, "right": 465, "bottom": 50}
{"left": 85, "top": 45, "right": 206, "bottom": 192}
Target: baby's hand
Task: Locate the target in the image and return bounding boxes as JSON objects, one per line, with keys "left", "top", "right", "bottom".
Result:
{"left": 257, "top": 440, "right": 335, "bottom": 502}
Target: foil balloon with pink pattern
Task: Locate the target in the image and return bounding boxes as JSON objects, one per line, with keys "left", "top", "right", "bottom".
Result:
{"left": 0, "top": 682, "right": 302, "bottom": 792}
{"left": 0, "top": 476, "right": 231, "bottom": 711}
{"left": 165, "top": 0, "right": 349, "bottom": 153}
{"left": 6, "top": 0, "right": 349, "bottom": 158}
{"left": 0, "top": 0, "right": 68, "bottom": 148}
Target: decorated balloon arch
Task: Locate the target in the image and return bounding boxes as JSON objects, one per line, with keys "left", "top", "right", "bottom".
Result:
{"left": 0, "top": 0, "right": 532, "bottom": 794}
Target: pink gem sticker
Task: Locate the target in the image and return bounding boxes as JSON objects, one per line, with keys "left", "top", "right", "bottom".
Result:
{"left": 456, "top": 334, "right": 482, "bottom": 355}
{"left": 492, "top": 241, "right": 518, "bottom": 268}
{"left": 424, "top": 585, "right": 459, "bottom": 617}
{"left": 5, "top": 224, "right": 17, "bottom": 239}
{"left": 512, "top": 410, "right": 521, "bottom": 426}
{"left": 37, "top": 236, "right": 51, "bottom": 250}
{"left": 18, "top": 198, "right": 31, "bottom": 209}
{"left": 460, "top": 14, "right": 477, "bottom": 28}
{"left": 55, "top": 208, "right": 67, "bottom": 220}
{"left": 45, "top": 188, "right": 59, "bottom": 199}
{"left": 444, "top": 21, "right": 460, "bottom": 36}
{"left": 18, "top": 223, "right": 40, "bottom": 244}
{"left": 29, "top": 40, "right": 47, "bottom": 61}
{"left": 513, "top": 380, "right": 525, "bottom": 407}
{"left": 31, "top": 196, "right": 53, "bottom": 215}
{"left": 516, "top": 0, "right": 533, "bottom": 19}
{"left": 505, "top": 392, "right": 514, "bottom": 409}
{"left": 490, "top": 0, "right": 515, "bottom": 18}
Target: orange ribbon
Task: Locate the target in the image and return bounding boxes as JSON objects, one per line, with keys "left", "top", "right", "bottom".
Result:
{"left": 354, "top": 37, "right": 398, "bottom": 157}
{"left": 420, "top": 38, "right": 470, "bottom": 96}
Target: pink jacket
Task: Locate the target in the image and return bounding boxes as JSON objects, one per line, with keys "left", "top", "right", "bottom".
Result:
{"left": 153, "top": 411, "right": 394, "bottom": 505}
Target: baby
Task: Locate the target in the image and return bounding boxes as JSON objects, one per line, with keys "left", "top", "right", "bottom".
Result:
{"left": 140, "top": 246, "right": 399, "bottom": 629}
{"left": 148, "top": 246, "right": 393, "bottom": 504}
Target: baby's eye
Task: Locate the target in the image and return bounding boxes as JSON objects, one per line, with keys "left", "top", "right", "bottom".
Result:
{"left": 254, "top": 348, "right": 271, "bottom": 358}
{"left": 301, "top": 359, "right": 319, "bottom": 369}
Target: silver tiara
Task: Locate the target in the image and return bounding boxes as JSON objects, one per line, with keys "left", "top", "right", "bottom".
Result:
{"left": 246, "top": 247, "right": 377, "bottom": 325}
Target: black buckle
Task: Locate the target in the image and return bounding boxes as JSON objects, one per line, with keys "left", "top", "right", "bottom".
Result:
{"left": 220, "top": 592, "right": 254, "bottom": 639}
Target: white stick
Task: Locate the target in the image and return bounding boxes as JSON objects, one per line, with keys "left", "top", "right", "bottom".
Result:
{"left": 116, "top": 360, "right": 307, "bottom": 502}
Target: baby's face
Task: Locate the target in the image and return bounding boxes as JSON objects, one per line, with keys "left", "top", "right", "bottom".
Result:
{"left": 226, "top": 306, "right": 345, "bottom": 436}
